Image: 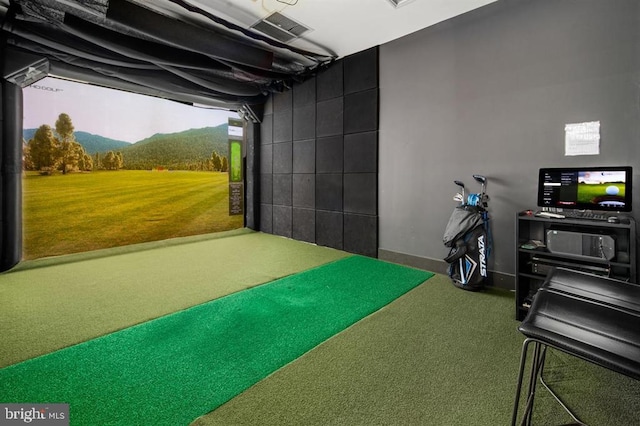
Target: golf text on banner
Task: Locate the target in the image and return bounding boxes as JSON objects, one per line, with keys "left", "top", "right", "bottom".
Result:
{"left": 228, "top": 118, "right": 244, "bottom": 215}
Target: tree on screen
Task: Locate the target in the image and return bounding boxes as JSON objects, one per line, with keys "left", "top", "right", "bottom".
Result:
{"left": 56, "top": 113, "right": 83, "bottom": 174}
{"left": 78, "top": 152, "right": 94, "bottom": 171}
{"left": 24, "top": 113, "right": 93, "bottom": 174}
{"left": 26, "top": 124, "right": 59, "bottom": 174}
{"left": 101, "top": 151, "right": 124, "bottom": 170}
{"left": 211, "top": 151, "right": 222, "bottom": 171}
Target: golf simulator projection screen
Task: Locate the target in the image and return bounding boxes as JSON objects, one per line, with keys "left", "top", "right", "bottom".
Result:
{"left": 537, "top": 166, "right": 632, "bottom": 212}
{"left": 22, "top": 77, "right": 242, "bottom": 260}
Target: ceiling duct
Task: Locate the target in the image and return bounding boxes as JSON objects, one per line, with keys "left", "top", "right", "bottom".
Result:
{"left": 386, "top": 0, "right": 418, "bottom": 8}
{"left": 250, "top": 11, "right": 310, "bottom": 43}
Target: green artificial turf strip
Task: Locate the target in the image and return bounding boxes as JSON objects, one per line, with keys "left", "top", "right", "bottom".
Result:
{"left": 0, "top": 256, "right": 433, "bottom": 426}
{"left": 195, "top": 274, "right": 640, "bottom": 426}
{"left": 0, "top": 230, "right": 350, "bottom": 368}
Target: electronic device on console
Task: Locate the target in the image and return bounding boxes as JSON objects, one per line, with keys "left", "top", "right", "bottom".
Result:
{"left": 530, "top": 256, "right": 611, "bottom": 277}
{"left": 546, "top": 229, "right": 616, "bottom": 261}
{"left": 537, "top": 166, "right": 633, "bottom": 218}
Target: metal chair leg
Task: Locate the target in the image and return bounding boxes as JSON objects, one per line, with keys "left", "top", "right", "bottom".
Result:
{"left": 539, "top": 350, "right": 587, "bottom": 425}
{"left": 512, "top": 339, "right": 547, "bottom": 426}
{"left": 512, "top": 338, "right": 534, "bottom": 426}
{"left": 523, "top": 342, "right": 545, "bottom": 426}
{"left": 513, "top": 339, "right": 588, "bottom": 426}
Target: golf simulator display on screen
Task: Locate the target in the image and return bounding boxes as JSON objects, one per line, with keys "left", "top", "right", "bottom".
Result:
{"left": 537, "top": 166, "right": 632, "bottom": 212}
{"left": 21, "top": 76, "right": 243, "bottom": 260}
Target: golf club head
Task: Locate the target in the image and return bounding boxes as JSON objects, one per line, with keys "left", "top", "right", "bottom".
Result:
{"left": 454, "top": 180, "right": 465, "bottom": 198}
{"left": 472, "top": 175, "right": 487, "bottom": 196}
{"left": 472, "top": 175, "right": 486, "bottom": 184}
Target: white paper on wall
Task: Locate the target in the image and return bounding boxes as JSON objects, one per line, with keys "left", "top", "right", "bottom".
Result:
{"left": 564, "top": 121, "right": 600, "bottom": 156}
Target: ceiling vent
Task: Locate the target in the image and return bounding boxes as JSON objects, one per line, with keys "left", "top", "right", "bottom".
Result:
{"left": 386, "top": 0, "right": 418, "bottom": 8}
{"left": 251, "top": 11, "right": 310, "bottom": 43}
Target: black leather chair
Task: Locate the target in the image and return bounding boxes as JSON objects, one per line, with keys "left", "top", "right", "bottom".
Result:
{"left": 511, "top": 268, "right": 640, "bottom": 426}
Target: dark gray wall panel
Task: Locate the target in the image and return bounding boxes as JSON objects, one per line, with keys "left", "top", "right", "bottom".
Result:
{"left": 293, "top": 207, "right": 315, "bottom": 243}
{"left": 317, "top": 60, "right": 343, "bottom": 101}
{"left": 316, "top": 135, "right": 343, "bottom": 174}
{"left": 245, "top": 122, "right": 259, "bottom": 230}
{"left": 293, "top": 138, "right": 315, "bottom": 174}
{"left": 344, "top": 131, "right": 377, "bottom": 173}
{"left": 344, "top": 213, "right": 377, "bottom": 257}
{"left": 293, "top": 174, "right": 315, "bottom": 209}
{"left": 316, "top": 174, "right": 343, "bottom": 212}
{"left": 272, "top": 142, "right": 292, "bottom": 174}
{"left": 272, "top": 174, "right": 292, "bottom": 206}
{"left": 272, "top": 205, "right": 292, "bottom": 238}
{"left": 260, "top": 173, "right": 273, "bottom": 204}
{"left": 344, "top": 47, "right": 378, "bottom": 95}
{"left": 260, "top": 203, "right": 273, "bottom": 234}
{"left": 273, "top": 90, "right": 292, "bottom": 112}
{"left": 263, "top": 94, "right": 273, "bottom": 114}
{"left": 293, "top": 78, "right": 316, "bottom": 107}
{"left": 344, "top": 89, "right": 378, "bottom": 134}
{"left": 316, "top": 210, "right": 343, "bottom": 250}
{"left": 261, "top": 113, "right": 273, "bottom": 144}
{"left": 379, "top": 0, "right": 640, "bottom": 277}
{"left": 260, "top": 144, "right": 273, "bottom": 174}
{"left": 316, "top": 97, "right": 343, "bottom": 138}
{"left": 259, "top": 93, "right": 272, "bottom": 115}
{"left": 273, "top": 109, "right": 293, "bottom": 143}
{"left": 344, "top": 173, "right": 377, "bottom": 215}
{"left": 258, "top": 52, "right": 379, "bottom": 258}
{"left": 293, "top": 104, "right": 316, "bottom": 141}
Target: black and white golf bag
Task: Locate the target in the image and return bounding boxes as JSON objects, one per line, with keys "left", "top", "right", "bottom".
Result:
{"left": 442, "top": 176, "right": 491, "bottom": 291}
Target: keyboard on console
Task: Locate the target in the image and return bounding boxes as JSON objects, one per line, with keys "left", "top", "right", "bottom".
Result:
{"left": 561, "top": 210, "right": 609, "bottom": 221}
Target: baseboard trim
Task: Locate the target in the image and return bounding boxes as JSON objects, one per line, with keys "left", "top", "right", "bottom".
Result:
{"left": 378, "top": 248, "right": 515, "bottom": 291}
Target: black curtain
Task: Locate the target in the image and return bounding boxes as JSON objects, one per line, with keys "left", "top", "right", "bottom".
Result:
{"left": 0, "top": 79, "right": 23, "bottom": 272}
{"left": 2, "top": 0, "right": 334, "bottom": 110}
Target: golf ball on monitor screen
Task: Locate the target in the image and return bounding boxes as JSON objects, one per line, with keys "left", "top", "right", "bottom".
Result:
{"left": 606, "top": 185, "right": 619, "bottom": 195}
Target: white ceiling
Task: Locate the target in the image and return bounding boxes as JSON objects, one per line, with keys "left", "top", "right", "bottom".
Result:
{"left": 159, "top": 0, "right": 498, "bottom": 58}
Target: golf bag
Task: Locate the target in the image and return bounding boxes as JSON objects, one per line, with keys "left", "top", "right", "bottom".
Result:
{"left": 443, "top": 176, "right": 492, "bottom": 291}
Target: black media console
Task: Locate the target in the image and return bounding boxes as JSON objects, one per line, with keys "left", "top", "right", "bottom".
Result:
{"left": 515, "top": 213, "right": 637, "bottom": 320}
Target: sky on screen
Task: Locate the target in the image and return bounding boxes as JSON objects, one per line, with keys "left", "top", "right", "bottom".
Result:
{"left": 22, "top": 77, "right": 239, "bottom": 144}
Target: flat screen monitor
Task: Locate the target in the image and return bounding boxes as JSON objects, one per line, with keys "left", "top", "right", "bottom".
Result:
{"left": 537, "top": 166, "right": 632, "bottom": 212}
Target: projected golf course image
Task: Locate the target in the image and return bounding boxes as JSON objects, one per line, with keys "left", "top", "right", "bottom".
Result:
{"left": 21, "top": 77, "right": 242, "bottom": 260}
{"left": 22, "top": 170, "right": 242, "bottom": 260}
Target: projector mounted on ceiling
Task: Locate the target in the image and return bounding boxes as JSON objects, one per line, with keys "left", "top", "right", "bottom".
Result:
{"left": 4, "top": 50, "right": 50, "bottom": 88}
{"left": 386, "top": 0, "right": 418, "bottom": 8}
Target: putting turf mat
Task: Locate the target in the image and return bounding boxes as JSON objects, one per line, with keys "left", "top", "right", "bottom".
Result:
{"left": 0, "top": 256, "right": 433, "bottom": 425}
